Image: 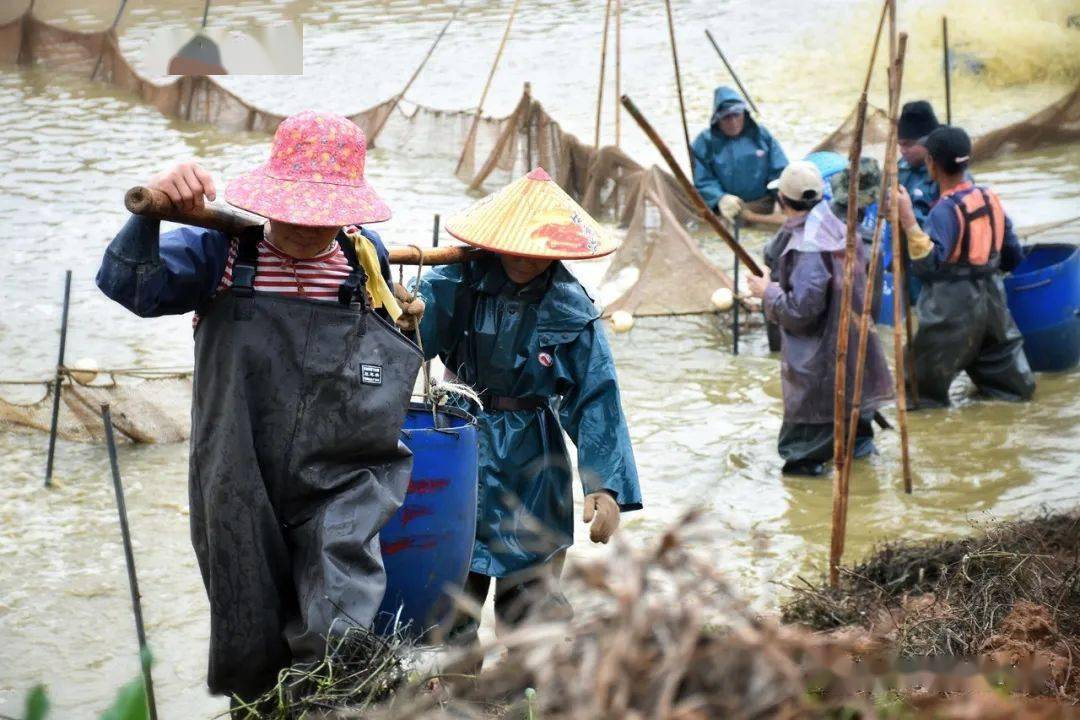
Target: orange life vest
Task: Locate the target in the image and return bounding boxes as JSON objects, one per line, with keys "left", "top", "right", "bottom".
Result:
{"left": 943, "top": 182, "right": 1006, "bottom": 267}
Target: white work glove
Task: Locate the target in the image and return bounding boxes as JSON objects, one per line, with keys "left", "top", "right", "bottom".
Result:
{"left": 392, "top": 282, "right": 425, "bottom": 333}
{"left": 583, "top": 492, "right": 620, "bottom": 544}
{"left": 718, "top": 194, "right": 744, "bottom": 221}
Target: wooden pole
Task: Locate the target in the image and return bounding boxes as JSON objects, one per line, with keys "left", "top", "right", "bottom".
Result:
{"left": 840, "top": 34, "right": 907, "bottom": 505}
{"left": 44, "top": 269, "right": 72, "bottom": 488}
{"left": 663, "top": 0, "right": 693, "bottom": 166}
{"left": 620, "top": 95, "right": 762, "bottom": 275}
{"left": 368, "top": 0, "right": 464, "bottom": 147}
{"left": 614, "top": 0, "right": 622, "bottom": 148}
{"left": 828, "top": 0, "right": 890, "bottom": 588}
{"left": 594, "top": 0, "right": 613, "bottom": 149}
{"left": 125, "top": 186, "right": 478, "bottom": 265}
{"left": 942, "top": 16, "right": 952, "bottom": 125}
{"left": 455, "top": 0, "right": 522, "bottom": 176}
{"left": 89, "top": 0, "right": 129, "bottom": 81}
{"left": 703, "top": 29, "right": 760, "bottom": 115}
{"left": 889, "top": 3, "right": 914, "bottom": 495}
{"left": 732, "top": 222, "right": 740, "bottom": 355}
{"left": 101, "top": 404, "right": 159, "bottom": 720}
{"left": 524, "top": 81, "right": 533, "bottom": 170}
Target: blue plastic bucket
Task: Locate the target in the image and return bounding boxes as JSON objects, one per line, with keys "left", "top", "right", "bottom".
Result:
{"left": 377, "top": 403, "right": 478, "bottom": 637}
{"left": 1005, "top": 242, "right": 1080, "bottom": 372}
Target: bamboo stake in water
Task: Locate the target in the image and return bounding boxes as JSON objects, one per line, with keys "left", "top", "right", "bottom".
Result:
{"left": 90, "top": 0, "right": 129, "bottom": 81}
{"left": 44, "top": 269, "right": 72, "bottom": 488}
{"left": 101, "top": 404, "right": 159, "bottom": 720}
{"left": 662, "top": 0, "right": 693, "bottom": 166}
{"left": 733, "top": 223, "right": 741, "bottom": 356}
{"left": 829, "top": 0, "right": 890, "bottom": 589}
{"left": 368, "top": 0, "right": 464, "bottom": 147}
{"left": 594, "top": 0, "right": 613, "bottom": 149}
{"left": 704, "top": 29, "right": 760, "bottom": 115}
{"left": 614, "top": 0, "right": 622, "bottom": 147}
{"left": 942, "top": 16, "right": 952, "bottom": 125}
{"left": 455, "top": 0, "right": 522, "bottom": 176}
{"left": 840, "top": 34, "right": 908, "bottom": 508}
{"left": 524, "top": 81, "right": 533, "bottom": 170}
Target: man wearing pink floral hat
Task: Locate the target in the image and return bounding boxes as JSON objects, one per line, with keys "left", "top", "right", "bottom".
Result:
{"left": 97, "top": 111, "right": 423, "bottom": 709}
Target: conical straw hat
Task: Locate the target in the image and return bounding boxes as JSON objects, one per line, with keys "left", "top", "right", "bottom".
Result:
{"left": 444, "top": 167, "right": 618, "bottom": 260}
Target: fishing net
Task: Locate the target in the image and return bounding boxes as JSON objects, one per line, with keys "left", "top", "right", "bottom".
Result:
{"left": 971, "top": 83, "right": 1080, "bottom": 160}
{"left": 3, "top": 8, "right": 1077, "bottom": 442}
{"left": 0, "top": 369, "right": 193, "bottom": 443}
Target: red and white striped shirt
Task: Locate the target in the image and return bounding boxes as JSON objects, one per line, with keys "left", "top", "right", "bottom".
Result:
{"left": 194, "top": 237, "right": 353, "bottom": 326}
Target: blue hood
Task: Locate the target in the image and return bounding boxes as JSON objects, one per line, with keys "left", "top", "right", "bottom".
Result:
{"left": 711, "top": 85, "right": 757, "bottom": 132}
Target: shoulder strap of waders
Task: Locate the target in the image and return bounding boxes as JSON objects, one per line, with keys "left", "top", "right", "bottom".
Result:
{"left": 334, "top": 230, "right": 369, "bottom": 310}
{"left": 229, "top": 227, "right": 262, "bottom": 321}
{"left": 231, "top": 227, "right": 261, "bottom": 297}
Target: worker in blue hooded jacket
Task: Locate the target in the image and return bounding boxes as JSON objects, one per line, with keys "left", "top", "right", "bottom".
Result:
{"left": 691, "top": 85, "right": 789, "bottom": 224}
{"left": 394, "top": 168, "right": 642, "bottom": 660}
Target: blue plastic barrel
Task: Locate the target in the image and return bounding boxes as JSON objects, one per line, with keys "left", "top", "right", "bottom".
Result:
{"left": 1004, "top": 243, "right": 1080, "bottom": 372}
{"left": 376, "top": 403, "right": 478, "bottom": 637}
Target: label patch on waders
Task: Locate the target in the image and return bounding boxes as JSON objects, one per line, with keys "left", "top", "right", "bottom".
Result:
{"left": 361, "top": 364, "right": 383, "bottom": 386}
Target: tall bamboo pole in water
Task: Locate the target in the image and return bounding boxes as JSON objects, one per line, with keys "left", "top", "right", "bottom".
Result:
{"left": 942, "top": 16, "right": 952, "bottom": 125}
{"left": 829, "top": 0, "right": 890, "bottom": 588}
{"left": 614, "top": 0, "right": 622, "bottom": 148}
{"left": 102, "top": 404, "right": 159, "bottom": 720}
{"left": 368, "top": 0, "right": 464, "bottom": 147}
{"left": 44, "top": 270, "right": 72, "bottom": 487}
{"left": 663, "top": 0, "right": 693, "bottom": 167}
{"left": 840, "top": 34, "right": 907, "bottom": 507}
{"left": 455, "top": 0, "right": 521, "bottom": 176}
{"left": 594, "top": 0, "right": 613, "bottom": 148}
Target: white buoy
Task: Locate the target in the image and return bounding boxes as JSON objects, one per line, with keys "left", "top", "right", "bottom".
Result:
{"left": 710, "top": 287, "right": 734, "bottom": 312}
{"left": 610, "top": 310, "right": 635, "bottom": 333}
{"left": 69, "top": 357, "right": 99, "bottom": 385}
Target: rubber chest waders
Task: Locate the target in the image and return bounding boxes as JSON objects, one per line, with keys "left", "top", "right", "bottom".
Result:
{"left": 188, "top": 231, "right": 422, "bottom": 699}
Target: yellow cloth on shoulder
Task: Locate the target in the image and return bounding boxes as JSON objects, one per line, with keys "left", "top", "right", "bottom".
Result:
{"left": 346, "top": 228, "right": 402, "bottom": 321}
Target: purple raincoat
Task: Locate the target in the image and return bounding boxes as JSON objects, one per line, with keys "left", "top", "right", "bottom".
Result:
{"left": 763, "top": 202, "right": 894, "bottom": 424}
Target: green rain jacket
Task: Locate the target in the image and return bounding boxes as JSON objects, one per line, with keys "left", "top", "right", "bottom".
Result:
{"left": 413, "top": 256, "right": 642, "bottom": 577}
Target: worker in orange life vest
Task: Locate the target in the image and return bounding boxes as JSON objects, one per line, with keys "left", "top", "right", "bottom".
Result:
{"left": 894, "top": 126, "right": 1036, "bottom": 407}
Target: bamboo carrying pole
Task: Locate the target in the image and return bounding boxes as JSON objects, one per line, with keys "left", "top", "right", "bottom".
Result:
{"left": 44, "top": 269, "right": 72, "bottom": 488}
{"left": 662, "top": 0, "right": 693, "bottom": 167}
{"left": 614, "top": 0, "right": 622, "bottom": 147}
{"left": 828, "top": 0, "right": 890, "bottom": 588}
{"left": 101, "top": 404, "right": 159, "bottom": 720}
{"left": 620, "top": 95, "right": 763, "bottom": 276}
{"left": 368, "top": 0, "right": 464, "bottom": 147}
{"left": 455, "top": 0, "right": 522, "bottom": 176}
{"left": 124, "top": 186, "right": 479, "bottom": 265}
{"left": 703, "top": 29, "right": 760, "bottom": 115}
{"left": 594, "top": 0, "right": 613, "bottom": 148}
{"left": 840, "top": 35, "right": 908, "bottom": 513}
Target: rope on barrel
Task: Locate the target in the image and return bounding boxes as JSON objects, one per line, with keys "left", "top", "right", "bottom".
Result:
{"left": 399, "top": 247, "right": 483, "bottom": 423}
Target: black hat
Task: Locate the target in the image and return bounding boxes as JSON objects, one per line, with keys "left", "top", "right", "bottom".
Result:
{"left": 924, "top": 126, "right": 972, "bottom": 170}
{"left": 897, "top": 100, "right": 940, "bottom": 141}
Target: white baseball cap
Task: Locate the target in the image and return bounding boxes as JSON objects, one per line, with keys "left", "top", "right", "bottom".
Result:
{"left": 767, "top": 160, "right": 825, "bottom": 203}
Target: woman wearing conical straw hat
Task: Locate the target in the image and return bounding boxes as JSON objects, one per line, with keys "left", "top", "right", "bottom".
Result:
{"left": 96, "top": 111, "right": 420, "bottom": 712}
{"left": 396, "top": 167, "right": 642, "bottom": 658}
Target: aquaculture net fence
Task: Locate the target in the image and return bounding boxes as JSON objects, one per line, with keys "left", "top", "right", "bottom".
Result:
{"left": 1, "top": 8, "right": 1076, "bottom": 442}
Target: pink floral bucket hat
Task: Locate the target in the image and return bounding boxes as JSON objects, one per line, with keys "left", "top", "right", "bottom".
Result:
{"left": 225, "top": 111, "right": 390, "bottom": 227}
